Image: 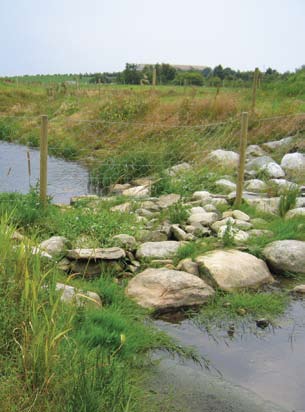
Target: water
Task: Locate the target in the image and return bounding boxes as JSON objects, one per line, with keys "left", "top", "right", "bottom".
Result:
{"left": 155, "top": 299, "right": 305, "bottom": 412}
{"left": 0, "top": 141, "right": 92, "bottom": 203}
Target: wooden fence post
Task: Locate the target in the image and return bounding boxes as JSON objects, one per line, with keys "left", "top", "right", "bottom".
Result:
{"left": 40, "top": 115, "right": 48, "bottom": 205}
{"left": 234, "top": 112, "right": 248, "bottom": 208}
{"left": 152, "top": 67, "right": 157, "bottom": 87}
{"left": 251, "top": 67, "right": 259, "bottom": 113}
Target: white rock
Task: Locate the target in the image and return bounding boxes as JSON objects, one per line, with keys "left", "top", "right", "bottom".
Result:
{"left": 215, "top": 179, "right": 236, "bottom": 193}
{"left": 125, "top": 268, "right": 214, "bottom": 310}
{"left": 261, "top": 162, "right": 285, "bottom": 178}
{"left": 196, "top": 250, "right": 274, "bottom": 291}
{"left": 56, "top": 283, "right": 102, "bottom": 307}
{"left": 232, "top": 210, "right": 250, "bottom": 221}
{"left": 281, "top": 153, "right": 305, "bottom": 177}
{"left": 40, "top": 236, "right": 71, "bottom": 256}
{"left": 123, "top": 186, "right": 150, "bottom": 198}
{"left": 262, "top": 136, "right": 294, "bottom": 151}
{"left": 206, "top": 149, "right": 239, "bottom": 169}
{"left": 285, "top": 207, "right": 305, "bottom": 219}
{"left": 192, "top": 191, "right": 212, "bottom": 202}
{"left": 246, "top": 156, "right": 274, "bottom": 172}
{"left": 156, "top": 194, "right": 181, "bottom": 209}
{"left": 188, "top": 212, "right": 219, "bottom": 226}
{"left": 176, "top": 258, "right": 200, "bottom": 276}
{"left": 263, "top": 240, "right": 305, "bottom": 274}
{"left": 67, "top": 247, "right": 126, "bottom": 260}
{"left": 112, "top": 234, "right": 137, "bottom": 250}
{"left": 167, "top": 163, "right": 192, "bottom": 176}
{"left": 246, "top": 145, "right": 266, "bottom": 157}
{"left": 244, "top": 179, "right": 267, "bottom": 193}
{"left": 110, "top": 202, "right": 132, "bottom": 213}
{"left": 136, "top": 241, "right": 182, "bottom": 259}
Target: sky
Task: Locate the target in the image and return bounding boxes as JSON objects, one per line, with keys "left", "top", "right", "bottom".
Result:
{"left": 1, "top": 0, "right": 304, "bottom": 76}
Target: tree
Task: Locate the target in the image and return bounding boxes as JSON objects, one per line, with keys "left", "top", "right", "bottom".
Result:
{"left": 173, "top": 71, "right": 204, "bottom": 86}
{"left": 121, "top": 63, "right": 142, "bottom": 85}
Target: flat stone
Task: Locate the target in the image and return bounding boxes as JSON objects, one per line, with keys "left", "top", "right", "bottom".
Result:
{"left": 110, "top": 202, "right": 132, "bottom": 213}
{"left": 67, "top": 247, "right": 125, "bottom": 260}
{"left": 232, "top": 210, "right": 250, "bottom": 221}
{"left": 156, "top": 194, "right": 181, "bottom": 209}
{"left": 125, "top": 268, "right": 214, "bottom": 310}
{"left": 263, "top": 240, "right": 305, "bottom": 274}
{"left": 123, "top": 186, "right": 150, "bottom": 198}
{"left": 188, "top": 212, "right": 219, "bottom": 226}
{"left": 196, "top": 250, "right": 274, "bottom": 292}
{"left": 136, "top": 241, "right": 182, "bottom": 259}
{"left": 110, "top": 183, "right": 131, "bottom": 194}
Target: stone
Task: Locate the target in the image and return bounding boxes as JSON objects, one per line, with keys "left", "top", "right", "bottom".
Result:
{"left": 110, "top": 202, "right": 132, "bottom": 213}
{"left": 285, "top": 207, "right": 305, "bottom": 219}
{"left": 203, "top": 204, "right": 217, "bottom": 212}
{"left": 263, "top": 240, "right": 305, "bottom": 274}
{"left": 206, "top": 149, "right": 239, "bottom": 169}
{"left": 167, "top": 163, "right": 192, "bottom": 176}
{"left": 140, "top": 200, "right": 160, "bottom": 212}
{"left": 232, "top": 210, "right": 250, "bottom": 221}
{"left": 56, "top": 283, "right": 102, "bottom": 307}
{"left": 215, "top": 179, "right": 236, "bottom": 193}
{"left": 190, "top": 206, "right": 206, "bottom": 214}
{"left": 209, "top": 197, "right": 229, "bottom": 207}
{"left": 122, "top": 186, "right": 150, "bottom": 198}
{"left": 246, "top": 156, "right": 274, "bottom": 173}
{"left": 196, "top": 250, "right": 274, "bottom": 292}
{"left": 244, "top": 179, "right": 267, "bottom": 193}
{"left": 269, "top": 179, "right": 298, "bottom": 194}
{"left": 251, "top": 218, "right": 268, "bottom": 226}
{"left": 292, "top": 284, "right": 305, "bottom": 294}
{"left": 217, "top": 225, "right": 249, "bottom": 243}
{"left": 184, "top": 224, "right": 211, "bottom": 237}
{"left": 57, "top": 258, "right": 71, "bottom": 271}
{"left": 136, "top": 208, "right": 155, "bottom": 218}
{"left": 110, "top": 183, "right": 131, "bottom": 194}
{"left": 188, "top": 212, "right": 219, "bottom": 226}
{"left": 211, "top": 217, "right": 235, "bottom": 233}
{"left": 261, "top": 162, "right": 285, "bottom": 178}
{"left": 281, "top": 152, "right": 305, "bottom": 177}
{"left": 177, "top": 258, "right": 200, "bottom": 276}
{"left": 137, "top": 230, "right": 168, "bottom": 242}
{"left": 256, "top": 318, "right": 270, "bottom": 329}
{"left": 31, "top": 246, "right": 52, "bottom": 260}
{"left": 112, "top": 234, "right": 137, "bottom": 250}
{"left": 156, "top": 194, "right": 181, "bottom": 209}
{"left": 11, "top": 230, "right": 25, "bottom": 241}
{"left": 40, "top": 236, "right": 71, "bottom": 256}
{"left": 136, "top": 241, "right": 182, "bottom": 260}
{"left": 246, "top": 197, "right": 280, "bottom": 214}
{"left": 262, "top": 136, "right": 294, "bottom": 151}
{"left": 67, "top": 247, "right": 125, "bottom": 260}
{"left": 69, "top": 260, "right": 123, "bottom": 277}
{"left": 170, "top": 225, "right": 189, "bottom": 241}
{"left": 246, "top": 144, "right": 266, "bottom": 157}
{"left": 248, "top": 229, "right": 273, "bottom": 238}
{"left": 234, "top": 220, "right": 253, "bottom": 231}
{"left": 125, "top": 268, "right": 214, "bottom": 310}
{"left": 192, "top": 191, "right": 212, "bottom": 202}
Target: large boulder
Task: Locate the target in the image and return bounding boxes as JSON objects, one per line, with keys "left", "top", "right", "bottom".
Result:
{"left": 281, "top": 153, "right": 305, "bottom": 178}
{"left": 136, "top": 241, "right": 182, "bottom": 259}
{"left": 206, "top": 149, "right": 239, "bottom": 170}
{"left": 125, "top": 268, "right": 214, "bottom": 310}
{"left": 246, "top": 156, "right": 285, "bottom": 178}
{"left": 263, "top": 240, "right": 305, "bottom": 274}
{"left": 40, "top": 236, "right": 71, "bottom": 256}
{"left": 261, "top": 162, "right": 285, "bottom": 178}
{"left": 196, "top": 250, "right": 274, "bottom": 291}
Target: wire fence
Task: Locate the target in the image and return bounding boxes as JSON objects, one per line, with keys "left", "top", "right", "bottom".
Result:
{"left": 0, "top": 109, "right": 304, "bottom": 205}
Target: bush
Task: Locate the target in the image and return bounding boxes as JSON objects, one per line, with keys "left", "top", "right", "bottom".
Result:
{"left": 278, "top": 185, "right": 299, "bottom": 217}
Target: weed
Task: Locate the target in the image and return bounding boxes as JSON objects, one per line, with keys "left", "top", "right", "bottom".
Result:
{"left": 278, "top": 185, "right": 299, "bottom": 217}
{"left": 167, "top": 202, "right": 189, "bottom": 224}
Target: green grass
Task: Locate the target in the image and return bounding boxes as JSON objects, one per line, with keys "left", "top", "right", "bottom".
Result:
{"left": 195, "top": 290, "right": 289, "bottom": 328}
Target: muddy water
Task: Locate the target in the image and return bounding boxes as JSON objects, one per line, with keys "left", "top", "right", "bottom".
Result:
{"left": 0, "top": 141, "right": 93, "bottom": 203}
{"left": 155, "top": 299, "right": 305, "bottom": 412}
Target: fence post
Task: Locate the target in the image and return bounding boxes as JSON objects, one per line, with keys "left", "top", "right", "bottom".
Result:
{"left": 234, "top": 112, "right": 248, "bottom": 208}
{"left": 40, "top": 115, "right": 48, "bottom": 205}
{"left": 152, "top": 66, "right": 157, "bottom": 87}
{"left": 251, "top": 67, "right": 259, "bottom": 113}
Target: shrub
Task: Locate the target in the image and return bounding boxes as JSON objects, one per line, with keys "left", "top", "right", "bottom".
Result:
{"left": 278, "top": 185, "right": 299, "bottom": 217}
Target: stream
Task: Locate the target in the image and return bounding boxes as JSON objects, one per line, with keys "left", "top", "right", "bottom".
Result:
{"left": 0, "top": 141, "right": 93, "bottom": 203}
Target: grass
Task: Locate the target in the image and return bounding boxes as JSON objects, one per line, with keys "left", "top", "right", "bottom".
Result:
{"left": 195, "top": 290, "right": 290, "bottom": 329}
{"left": 0, "top": 216, "right": 193, "bottom": 412}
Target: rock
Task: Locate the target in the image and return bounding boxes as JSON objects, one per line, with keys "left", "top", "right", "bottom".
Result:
{"left": 251, "top": 218, "right": 268, "bottom": 226}
{"left": 262, "top": 136, "right": 294, "bottom": 151}
{"left": 211, "top": 217, "right": 235, "bottom": 233}
{"left": 232, "top": 230, "right": 249, "bottom": 243}
{"left": 70, "top": 195, "right": 99, "bottom": 205}
{"left": 196, "top": 250, "right": 273, "bottom": 291}
{"left": 246, "top": 144, "right": 266, "bottom": 157}
{"left": 263, "top": 240, "right": 305, "bottom": 274}
{"left": 248, "top": 229, "right": 273, "bottom": 238}
{"left": 132, "top": 177, "right": 155, "bottom": 187}
{"left": 137, "top": 230, "right": 168, "bottom": 242}
{"left": 112, "top": 234, "right": 137, "bottom": 250}
{"left": 292, "top": 284, "right": 305, "bottom": 294}
{"left": 234, "top": 220, "right": 253, "bottom": 231}
{"left": 177, "top": 258, "right": 200, "bottom": 276}
{"left": 192, "top": 191, "right": 212, "bottom": 202}
{"left": 56, "top": 283, "right": 102, "bottom": 307}
{"left": 190, "top": 206, "right": 206, "bottom": 214}
{"left": 281, "top": 152, "right": 305, "bottom": 177}
{"left": 40, "top": 236, "right": 71, "bottom": 256}
{"left": 184, "top": 224, "right": 211, "bottom": 237}
{"left": 210, "top": 197, "right": 229, "bottom": 207}
{"left": 203, "top": 204, "right": 218, "bottom": 212}
{"left": 246, "top": 156, "right": 274, "bottom": 173}
{"left": 136, "top": 208, "right": 155, "bottom": 218}
{"left": 69, "top": 260, "right": 123, "bottom": 277}
{"left": 188, "top": 212, "right": 219, "bottom": 226}
{"left": 67, "top": 247, "right": 125, "bottom": 260}
{"left": 215, "top": 179, "right": 236, "bottom": 193}
{"left": 31, "top": 246, "right": 52, "bottom": 260}
{"left": 170, "top": 225, "right": 189, "bottom": 241}
{"left": 110, "top": 202, "right": 132, "bottom": 213}
{"left": 256, "top": 318, "right": 270, "bottom": 329}
{"left": 269, "top": 179, "right": 298, "bottom": 194}
{"left": 140, "top": 200, "right": 161, "bottom": 212}
{"left": 122, "top": 186, "right": 150, "bottom": 198}
{"left": 11, "top": 230, "right": 25, "bottom": 241}
{"left": 136, "top": 241, "right": 182, "bottom": 260}
{"left": 156, "top": 194, "right": 181, "bottom": 209}
{"left": 261, "top": 162, "right": 285, "bottom": 178}
{"left": 206, "top": 149, "right": 239, "bottom": 169}
{"left": 285, "top": 207, "right": 305, "bottom": 219}
{"left": 217, "top": 226, "right": 249, "bottom": 243}
{"left": 244, "top": 179, "right": 267, "bottom": 193}
{"left": 110, "top": 183, "right": 131, "bottom": 194}
{"left": 246, "top": 197, "right": 280, "bottom": 214}
{"left": 167, "top": 163, "right": 192, "bottom": 176}
{"left": 125, "top": 268, "right": 214, "bottom": 310}
{"left": 232, "top": 210, "right": 250, "bottom": 221}
{"left": 57, "top": 258, "right": 71, "bottom": 271}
